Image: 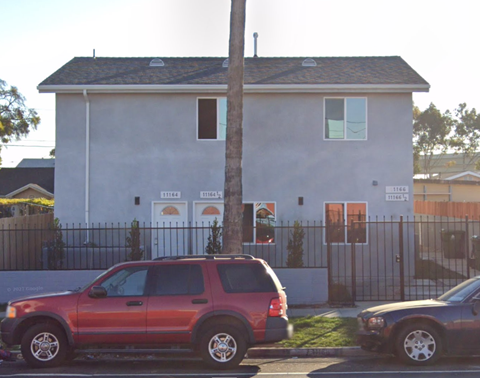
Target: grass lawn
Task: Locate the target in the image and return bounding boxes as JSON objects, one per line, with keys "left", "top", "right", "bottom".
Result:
{"left": 278, "top": 316, "right": 358, "bottom": 348}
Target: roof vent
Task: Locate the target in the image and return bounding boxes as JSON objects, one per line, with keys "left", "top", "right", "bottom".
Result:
{"left": 302, "top": 58, "right": 317, "bottom": 67}
{"left": 222, "top": 58, "right": 229, "bottom": 68}
{"left": 149, "top": 58, "right": 165, "bottom": 67}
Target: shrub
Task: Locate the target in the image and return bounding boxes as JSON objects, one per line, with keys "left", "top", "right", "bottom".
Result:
{"left": 43, "top": 218, "right": 65, "bottom": 269}
{"left": 205, "top": 218, "right": 222, "bottom": 255}
{"left": 286, "top": 221, "right": 305, "bottom": 268}
{"left": 126, "top": 218, "right": 143, "bottom": 261}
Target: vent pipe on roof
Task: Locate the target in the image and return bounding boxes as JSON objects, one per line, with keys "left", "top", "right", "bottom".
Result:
{"left": 253, "top": 32, "right": 258, "bottom": 58}
{"left": 93, "top": 49, "right": 95, "bottom": 59}
{"left": 149, "top": 58, "right": 165, "bottom": 67}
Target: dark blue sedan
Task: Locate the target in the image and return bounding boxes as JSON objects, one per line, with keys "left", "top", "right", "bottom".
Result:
{"left": 357, "top": 276, "right": 480, "bottom": 365}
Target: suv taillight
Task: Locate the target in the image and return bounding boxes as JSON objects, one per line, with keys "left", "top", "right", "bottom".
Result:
{"left": 268, "top": 297, "right": 284, "bottom": 317}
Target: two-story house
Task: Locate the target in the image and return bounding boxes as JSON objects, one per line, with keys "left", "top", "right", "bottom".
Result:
{"left": 38, "top": 56, "right": 428, "bottom": 261}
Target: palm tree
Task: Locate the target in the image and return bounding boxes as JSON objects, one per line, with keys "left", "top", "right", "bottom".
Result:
{"left": 222, "top": 0, "right": 246, "bottom": 254}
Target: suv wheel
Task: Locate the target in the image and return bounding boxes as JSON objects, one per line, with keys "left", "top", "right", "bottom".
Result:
{"left": 200, "top": 325, "right": 247, "bottom": 369}
{"left": 395, "top": 323, "right": 442, "bottom": 366}
{"left": 21, "top": 323, "right": 68, "bottom": 368}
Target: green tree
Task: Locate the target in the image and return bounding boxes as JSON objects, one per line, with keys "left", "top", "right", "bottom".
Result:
{"left": 205, "top": 218, "right": 223, "bottom": 255}
{"left": 286, "top": 221, "right": 305, "bottom": 268}
{"left": 222, "top": 0, "right": 246, "bottom": 254}
{"left": 0, "top": 79, "right": 40, "bottom": 164}
{"left": 126, "top": 218, "right": 143, "bottom": 261}
{"left": 413, "top": 103, "right": 453, "bottom": 177}
{"left": 449, "top": 103, "right": 480, "bottom": 170}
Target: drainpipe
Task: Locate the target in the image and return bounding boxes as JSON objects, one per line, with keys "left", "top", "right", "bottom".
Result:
{"left": 83, "top": 90, "right": 90, "bottom": 233}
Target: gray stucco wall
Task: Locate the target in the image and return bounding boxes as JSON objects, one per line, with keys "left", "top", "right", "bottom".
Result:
{"left": 0, "top": 268, "right": 327, "bottom": 305}
{"left": 54, "top": 92, "right": 414, "bottom": 225}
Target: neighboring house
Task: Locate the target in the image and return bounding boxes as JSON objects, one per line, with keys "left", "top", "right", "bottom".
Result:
{"left": 0, "top": 168, "right": 54, "bottom": 199}
{"left": 414, "top": 176, "right": 480, "bottom": 202}
{"left": 38, "top": 56, "right": 428, "bottom": 256}
{"left": 444, "top": 171, "right": 480, "bottom": 182}
{"left": 16, "top": 158, "right": 55, "bottom": 168}
{"left": 417, "top": 153, "right": 480, "bottom": 178}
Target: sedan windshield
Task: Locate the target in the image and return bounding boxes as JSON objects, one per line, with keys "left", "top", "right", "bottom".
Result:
{"left": 438, "top": 278, "right": 480, "bottom": 302}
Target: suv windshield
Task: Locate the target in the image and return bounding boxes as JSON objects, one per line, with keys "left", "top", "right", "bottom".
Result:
{"left": 438, "top": 278, "right": 480, "bottom": 302}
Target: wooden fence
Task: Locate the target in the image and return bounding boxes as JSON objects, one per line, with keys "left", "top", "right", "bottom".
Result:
{"left": 415, "top": 201, "right": 480, "bottom": 219}
{"left": 0, "top": 213, "right": 54, "bottom": 270}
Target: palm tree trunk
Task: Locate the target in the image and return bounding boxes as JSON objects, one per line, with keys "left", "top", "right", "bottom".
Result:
{"left": 223, "top": 0, "right": 246, "bottom": 254}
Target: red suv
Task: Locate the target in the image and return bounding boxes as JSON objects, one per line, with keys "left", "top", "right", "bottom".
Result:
{"left": 1, "top": 255, "right": 292, "bottom": 369}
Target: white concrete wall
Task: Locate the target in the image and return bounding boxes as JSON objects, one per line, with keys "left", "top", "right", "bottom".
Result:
{"left": 0, "top": 268, "right": 328, "bottom": 305}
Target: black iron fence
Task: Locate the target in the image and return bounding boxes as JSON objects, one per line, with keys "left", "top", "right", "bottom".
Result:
{"left": 2, "top": 216, "right": 480, "bottom": 302}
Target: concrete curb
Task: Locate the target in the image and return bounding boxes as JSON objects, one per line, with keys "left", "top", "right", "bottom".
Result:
{"left": 247, "top": 346, "right": 371, "bottom": 358}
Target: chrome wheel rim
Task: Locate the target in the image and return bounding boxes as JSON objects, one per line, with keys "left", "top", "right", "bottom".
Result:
{"left": 403, "top": 329, "right": 436, "bottom": 361}
{"left": 208, "top": 332, "right": 237, "bottom": 363}
{"left": 30, "top": 332, "right": 60, "bottom": 362}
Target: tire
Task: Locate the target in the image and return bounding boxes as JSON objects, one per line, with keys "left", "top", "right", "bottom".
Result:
{"left": 395, "top": 323, "right": 442, "bottom": 366}
{"left": 21, "top": 323, "right": 68, "bottom": 368}
{"left": 199, "top": 325, "right": 247, "bottom": 370}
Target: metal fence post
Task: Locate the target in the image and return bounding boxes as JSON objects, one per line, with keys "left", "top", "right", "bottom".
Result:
{"left": 466, "top": 215, "right": 470, "bottom": 279}
{"left": 399, "top": 215, "right": 405, "bottom": 301}
{"left": 351, "top": 219, "right": 356, "bottom": 303}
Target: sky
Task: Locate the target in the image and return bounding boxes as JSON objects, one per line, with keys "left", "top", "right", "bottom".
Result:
{"left": 1, "top": 0, "right": 479, "bottom": 167}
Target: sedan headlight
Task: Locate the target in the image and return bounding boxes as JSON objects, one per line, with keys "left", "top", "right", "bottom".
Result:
{"left": 367, "top": 316, "right": 385, "bottom": 329}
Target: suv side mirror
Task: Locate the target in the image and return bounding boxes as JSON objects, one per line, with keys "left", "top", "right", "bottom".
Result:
{"left": 89, "top": 286, "right": 107, "bottom": 299}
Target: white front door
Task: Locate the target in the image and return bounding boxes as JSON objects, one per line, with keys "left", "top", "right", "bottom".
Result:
{"left": 194, "top": 202, "right": 224, "bottom": 255}
{"left": 152, "top": 202, "right": 187, "bottom": 258}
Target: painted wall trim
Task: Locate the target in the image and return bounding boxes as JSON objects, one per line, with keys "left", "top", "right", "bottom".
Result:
{"left": 38, "top": 83, "right": 430, "bottom": 94}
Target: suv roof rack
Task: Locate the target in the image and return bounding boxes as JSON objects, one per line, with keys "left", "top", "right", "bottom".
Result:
{"left": 153, "top": 254, "right": 255, "bottom": 261}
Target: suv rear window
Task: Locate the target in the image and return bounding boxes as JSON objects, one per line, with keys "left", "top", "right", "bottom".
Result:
{"left": 217, "top": 263, "right": 276, "bottom": 293}
{"left": 151, "top": 264, "right": 204, "bottom": 296}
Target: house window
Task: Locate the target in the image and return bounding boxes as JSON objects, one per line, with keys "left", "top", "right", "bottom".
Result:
{"left": 198, "top": 98, "right": 227, "bottom": 140}
{"left": 325, "top": 98, "right": 366, "bottom": 140}
{"left": 242, "top": 202, "right": 276, "bottom": 244}
{"left": 325, "top": 202, "right": 367, "bottom": 243}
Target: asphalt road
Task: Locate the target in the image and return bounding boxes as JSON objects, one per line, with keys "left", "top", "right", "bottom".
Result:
{"left": 2, "top": 355, "right": 480, "bottom": 378}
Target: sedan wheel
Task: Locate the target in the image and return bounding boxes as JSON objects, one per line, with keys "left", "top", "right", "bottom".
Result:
{"left": 396, "top": 324, "right": 442, "bottom": 366}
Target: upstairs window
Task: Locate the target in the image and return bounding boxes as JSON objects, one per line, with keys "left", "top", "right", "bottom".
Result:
{"left": 325, "top": 98, "right": 367, "bottom": 140}
{"left": 198, "top": 98, "right": 227, "bottom": 140}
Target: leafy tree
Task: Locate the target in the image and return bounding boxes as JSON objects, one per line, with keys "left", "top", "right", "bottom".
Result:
{"left": 126, "top": 218, "right": 143, "bottom": 261}
{"left": 222, "top": 0, "right": 246, "bottom": 254}
{"left": 205, "top": 218, "right": 223, "bottom": 255}
{"left": 413, "top": 103, "right": 453, "bottom": 177}
{"left": 449, "top": 103, "right": 480, "bottom": 170}
{"left": 0, "top": 79, "right": 40, "bottom": 164}
{"left": 286, "top": 221, "right": 305, "bottom": 268}
{"left": 49, "top": 148, "right": 55, "bottom": 157}
{"left": 44, "top": 218, "right": 65, "bottom": 269}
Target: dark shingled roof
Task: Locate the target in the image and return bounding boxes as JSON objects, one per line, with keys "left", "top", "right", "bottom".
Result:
{"left": 0, "top": 168, "right": 55, "bottom": 196}
{"left": 39, "top": 56, "right": 428, "bottom": 86}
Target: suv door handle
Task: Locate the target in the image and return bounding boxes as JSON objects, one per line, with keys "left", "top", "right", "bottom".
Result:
{"left": 192, "top": 299, "right": 208, "bottom": 304}
{"left": 126, "top": 301, "right": 143, "bottom": 306}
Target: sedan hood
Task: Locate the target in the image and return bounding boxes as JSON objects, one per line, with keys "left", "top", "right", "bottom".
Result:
{"left": 358, "top": 299, "right": 447, "bottom": 317}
